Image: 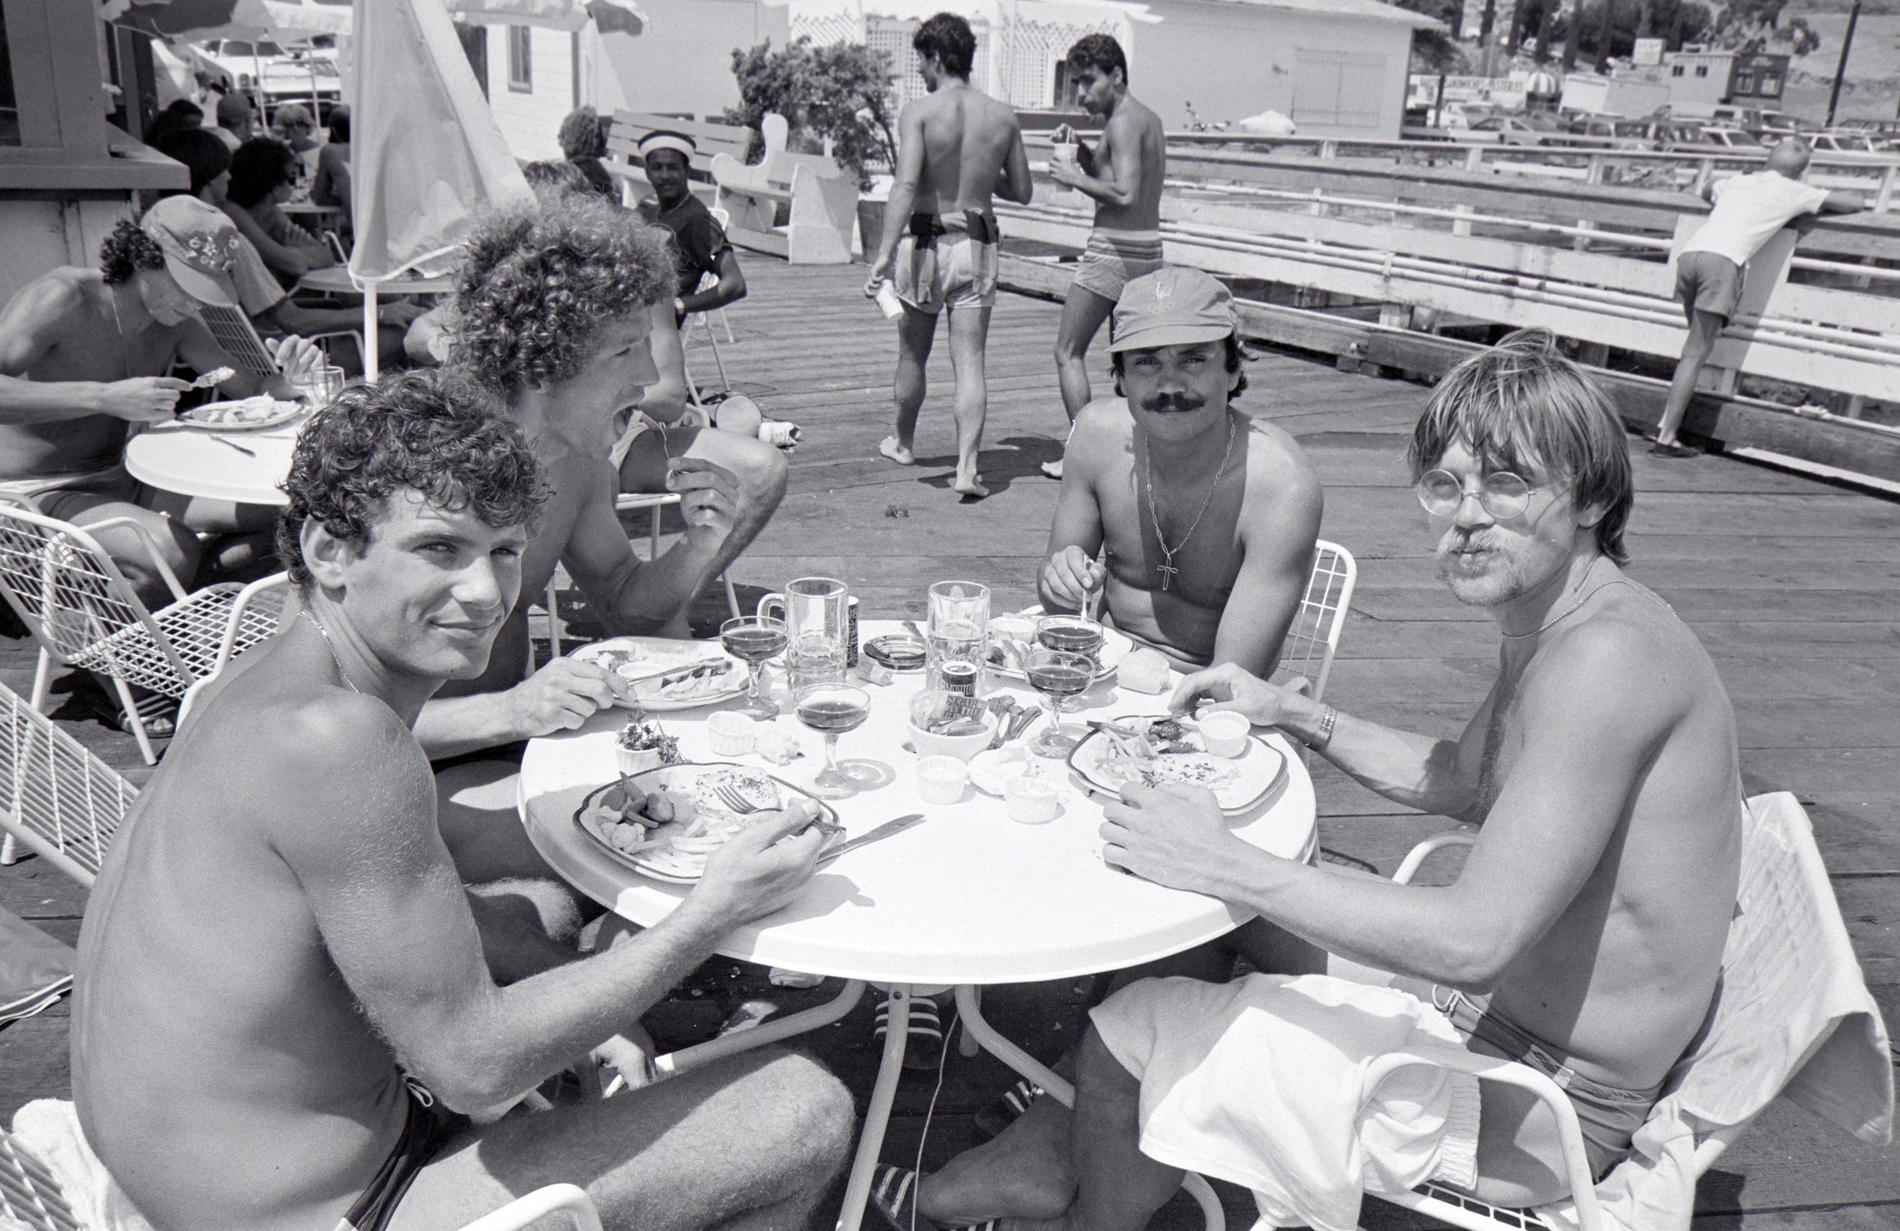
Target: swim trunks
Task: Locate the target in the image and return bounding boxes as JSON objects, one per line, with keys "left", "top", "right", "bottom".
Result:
{"left": 1072, "top": 228, "right": 1165, "bottom": 304}
{"left": 891, "top": 211, "right": 999, "bottom": 315}
{"left": 1674, "top": 250, "right": 1743, "bottom": 322}
{"left": 0, "top": 465, "right": 143, "bottom": 523}
{"left": 334, "top": 1082, "right": 468, "bottom": 1231}
{"left": 1430, "top": 986, "right": 1664, "bottom": 1179}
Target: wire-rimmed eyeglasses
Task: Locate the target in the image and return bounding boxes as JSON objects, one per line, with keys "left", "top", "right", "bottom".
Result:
{"left": 1415, "top": 469, "right": 1537, "bottom": 519}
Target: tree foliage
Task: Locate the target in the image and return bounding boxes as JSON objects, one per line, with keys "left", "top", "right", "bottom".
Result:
{"left": 724, "top": 38, "right": 899, "bottom": 189}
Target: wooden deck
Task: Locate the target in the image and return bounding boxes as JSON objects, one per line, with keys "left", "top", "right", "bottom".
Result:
{"left": 1, "top": 257, "right": 1895, "bottom": 1229}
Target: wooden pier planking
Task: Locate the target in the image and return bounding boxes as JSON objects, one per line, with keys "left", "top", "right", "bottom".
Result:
{"left": 0, "top": 258, "right": 1893, "bottom": 1228}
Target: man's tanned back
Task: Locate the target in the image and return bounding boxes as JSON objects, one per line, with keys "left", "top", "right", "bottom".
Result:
{"left": 909, "top": 88, "right": 1023, "bottom": 215}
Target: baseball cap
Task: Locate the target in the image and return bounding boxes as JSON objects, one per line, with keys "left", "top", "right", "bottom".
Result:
{"left": 1107, "top": 266, "right": 1235, "bottom": 353}
{"left": 138, "top": 196, "right": 242, "bottom": 308}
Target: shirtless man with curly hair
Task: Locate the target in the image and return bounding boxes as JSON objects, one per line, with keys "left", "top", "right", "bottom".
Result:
{"left": 418, "top": 194, "right": 788, "bottom": 890}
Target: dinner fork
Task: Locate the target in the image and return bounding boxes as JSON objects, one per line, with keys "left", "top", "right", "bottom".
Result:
{"left": 712, "top": 781, "right": 842, "bottom": 833}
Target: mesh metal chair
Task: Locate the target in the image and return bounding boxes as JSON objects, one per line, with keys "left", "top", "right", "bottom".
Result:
{"left": 0, "top": 682, "right": 136, "bottom": 890}
{"left": 1274, "top": 539, "right": 1356, "bottom": 704}
{"left": 0, "top": 505, "right": 282, "bottom": 765}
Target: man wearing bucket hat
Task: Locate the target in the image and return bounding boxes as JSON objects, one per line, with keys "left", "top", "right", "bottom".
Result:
{"left": 0, "top": 195, "right": 318, "bottom": 606}
{"left": 1036, "top": 266, "right": 1321, "bottom": 677}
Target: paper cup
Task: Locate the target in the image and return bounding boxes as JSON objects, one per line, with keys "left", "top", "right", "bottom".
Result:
{"left": 1005, "top": 776, "right": 1061, "bottom": 824}
{"left": 1200, "top": 710, "right": 1252, "bottom": 758}
{"left": 1052, "top": 141, "right": 1079, "bottom": 169}
{"left": 916, "top": 755, "right": 970, "bottom": 805}
{"left": 875, "top": 281, "right": 906, "bottom": 320}
{"left": 707, "top": 711, "right": 758, "bottom": 758}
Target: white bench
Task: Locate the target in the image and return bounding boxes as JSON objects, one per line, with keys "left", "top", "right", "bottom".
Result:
{"left": 711, "top": 114, "right": 858, "bottom": 265}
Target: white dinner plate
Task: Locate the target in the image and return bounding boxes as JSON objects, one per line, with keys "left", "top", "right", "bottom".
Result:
{"left": 570, "top": 636, "right": 746, "bottom": 711}
{"left": 174, "top": 396, "right": 306, "bottom": 431}
{"left": 1067, "top": 717, "right": 1287, "bottom": 815}
{"left": 573, "top": 763, "right": 839, "bottom": 883}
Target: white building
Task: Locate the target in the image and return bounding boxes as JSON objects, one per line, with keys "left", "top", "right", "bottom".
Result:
{"left": 792, "top": 0, "right": 1438, "bottom": 139}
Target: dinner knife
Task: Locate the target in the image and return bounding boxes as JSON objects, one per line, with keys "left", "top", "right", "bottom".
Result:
{"left": 816, "top": 813, "right": 926, "bottom": 866}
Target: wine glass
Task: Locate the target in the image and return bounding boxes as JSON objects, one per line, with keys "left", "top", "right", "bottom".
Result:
{"left": 795, "top": 683, "right": 872, "bottom": 799}
{"left": 1035, "top": 613, "right": 1106, "bottom": 668}
{"left": 720, "top": 615, "right": 787, "bottom": 720}
{"left": 1024, "top": 648, "right": 1094, "bottom": 759}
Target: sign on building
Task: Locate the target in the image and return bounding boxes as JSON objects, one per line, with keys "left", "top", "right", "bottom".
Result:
{"left": 1632, "top": 38, "right": 1663, "bottom": 66}
{"left": 1728, "top": 53, "right": 1788, "bottom": 101}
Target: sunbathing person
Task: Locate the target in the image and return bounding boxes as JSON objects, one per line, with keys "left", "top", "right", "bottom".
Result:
{"left": 417, "top": 193, "right": 786, "bottom": 886}
{"left": 0, "top": 198, "right": 315, "bottom": 606}
{"left": 74, "top": 371, "right": 852, "bottom": 1231}
{"left": 1038, "top": 267, "right": 1320, "bottom": 676}
{"left": 913, "top": 331, "right": 1744, "bottom": 1228}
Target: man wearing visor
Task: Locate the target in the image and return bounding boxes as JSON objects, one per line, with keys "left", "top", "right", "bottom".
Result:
{"left": 0, "top": 195, "right": 316, "bottom": 604}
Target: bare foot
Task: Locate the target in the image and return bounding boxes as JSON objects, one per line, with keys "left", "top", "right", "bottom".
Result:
{"left": 1040, "top": 459, "right": 1063, "bottom": 480}
{"left": 880, "top": 436, "right": 916, "bottom": 465}
{"left": 954, "top": 472, "right": 990, "bottom": 500}
{"left": 919, "top": 1105, "right": 1076, "bottom": 1225}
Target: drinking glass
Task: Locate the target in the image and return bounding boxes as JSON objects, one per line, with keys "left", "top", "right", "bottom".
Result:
{"left": 795, "top": 683, "right": 872, "bottom": 799}
{"left": 927, "top": 580, "right": 989, "bottom": 690}
{"left": 1035, "top": 613, "right": 1106, "bottom": 669}
{"left": 1024, "top": 648, "right": 1094, "bottom": 759}
{"left": 720, "top": 615, "right": 787, "bottom": 720}
{"left": 291, "top": 363, "right": 345, "bottom": 407}
{"left": 759, "top": 577, "right": 848, "bottom": 691}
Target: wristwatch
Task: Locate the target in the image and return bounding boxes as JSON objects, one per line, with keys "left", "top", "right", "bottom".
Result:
{"left": 1308, "top": 704, "right": 1339, "bottom": 751}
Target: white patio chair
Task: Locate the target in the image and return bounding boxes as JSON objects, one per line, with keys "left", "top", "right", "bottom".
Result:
{"left": 175, "top": 572, "right": 295, "bottom": 729}
{"left": 0, "top": 505, "right": 282, "bottom": 765}
{"left": 0, "top": 682, "right": 135, "bottom": 890}
{"left": 1275, "top": 539, "right": 1356, "bottom": 704}
{"left": 1355, "top": 790, "right": 1892, "bottom": 1231}
{"left": 0, "top": 1115, "right": 601, "bottom": 1231}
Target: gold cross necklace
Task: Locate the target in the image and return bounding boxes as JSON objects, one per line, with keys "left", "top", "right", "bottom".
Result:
{"left": 1142, "top": 411, "right": 1236, "bottom": 591}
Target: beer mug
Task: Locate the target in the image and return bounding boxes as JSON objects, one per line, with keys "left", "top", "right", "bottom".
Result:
{"left": 759, "top": 577, "right": 848, "bottom": 690}
{"left": 925, "top": 580, "right": 989, "bottom": 692}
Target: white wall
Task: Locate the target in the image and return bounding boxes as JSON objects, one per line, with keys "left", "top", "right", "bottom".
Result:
{"left": 599, "top": 0, "right": 791, "bottom": 119}
{"left": 1134, "top": 1, "right": 1416, "bottom": 139}
{"left": 0, "top": 199, "right": 133, "bottom": 309}
{"left": 486, "top": 24, "right": 579, "bottom": 162}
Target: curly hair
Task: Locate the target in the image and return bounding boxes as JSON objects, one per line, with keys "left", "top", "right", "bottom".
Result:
{"left": 558, "top": 105, "right": 606, "bottom": 161}
{"left": 277, "top": 370, "right": 547, "bottom": 588}
{"left": 1066, "top": 34, "right": 1127, "bottom": 83}
{"left": 227, "top": 137, "right": 297, "bottom": 208}
{"left": 914, "top": 13, "right": 977, "bottom": 78}
{"left": 99, "top": 220, "right": 167, "bottom": 285}
{"left": 1110, "top": 334, "right": 1249, "bottom": 400}
{"left": 449, "top": 194, "right": 676, "bottom": 399}
{"left": 1408, "top": 328, "right": 1633, "bottom": 563}
{"left": 522, "top": 159, "right": 592, "bottom": 194}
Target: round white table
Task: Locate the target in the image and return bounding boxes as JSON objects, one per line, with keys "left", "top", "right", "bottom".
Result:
{"left": 517, "top": 620, "right": 1315, "bottom": 1231}
{"left": 294, "top": 267, "right": 455, "bottom": 296}
{"left": 123, "top": 417, "right": 308, "bottom": 505}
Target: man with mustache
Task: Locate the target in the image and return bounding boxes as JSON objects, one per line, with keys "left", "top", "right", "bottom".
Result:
{"left": 1037, "top": 267, "right": 1320, "bottom": 675}
{"left": 914, "top": 331, "right": 1744, "bottom": 1229}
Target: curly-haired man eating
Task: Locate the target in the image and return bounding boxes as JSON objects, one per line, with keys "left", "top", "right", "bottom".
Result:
{"left": 74, "top": 371, "right": 852, "bottom": 1231}
{"left": 417, "top": 194, "right": 787, "bottom": 886}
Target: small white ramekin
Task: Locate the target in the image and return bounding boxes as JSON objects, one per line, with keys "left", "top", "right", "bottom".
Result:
{"left": 1005, "top": 776, "right": 1061, "bottom": 824}
{"left": 707, "top": 710, "right": 758, "bottom": 758}
{"left": 916, "top": 755, "right": 970, "bottom": 805}
{"left": 1199, "top": 711, "right": 1253, "bottom": 759}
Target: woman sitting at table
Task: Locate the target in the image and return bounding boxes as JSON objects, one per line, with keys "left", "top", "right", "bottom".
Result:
{"left": 218, "top": 137, "right": 337, "bottom": 286}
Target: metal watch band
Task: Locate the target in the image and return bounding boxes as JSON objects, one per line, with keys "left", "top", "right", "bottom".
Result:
{"left": 1311, "top": 704, "right": 1338, "bottom": 750}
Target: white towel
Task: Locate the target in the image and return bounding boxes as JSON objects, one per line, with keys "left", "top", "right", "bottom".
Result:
{"left": 1090, "top": 973, "right": 1481, "bottom": 1231}
{"left": 9, "top": 1099, "right": 155, "bottom": 1231}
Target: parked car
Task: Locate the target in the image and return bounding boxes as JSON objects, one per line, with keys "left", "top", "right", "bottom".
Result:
{"left": 184, "top": 38, "right": 340, "bottom": 111}
{"left": 1809, "top": 131, "right": 1883, "bottom": 155}
{"left": 1564, "top": 115, "right": 1663, "bottom": 151}
{"left": 1665, "top": 125, "right": 1762, "bottom": 152}
{"left": 1461, "top": 115, "right": 1552, "bottom": 146}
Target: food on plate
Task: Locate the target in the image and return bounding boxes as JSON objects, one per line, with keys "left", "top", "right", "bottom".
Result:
{"left": 632, "top": 657, "right": 739, "bottom": 704}
{"left": 181, "top": 395, "right": 301, "bottom": 426}
{"left": 753, "top": 726, "right": 805, "bottom": 765}
{"left": 1093, "top": 716, "right": 1239, "bottom": 791}
{"left": 579, "top": 767, "right": 823, "bottom": 878}
{"left": 616, "top": 720, "right": 681, "bottom": 774}
{"left": 1118, "top": 647, "right": 1171, "bottom": 694}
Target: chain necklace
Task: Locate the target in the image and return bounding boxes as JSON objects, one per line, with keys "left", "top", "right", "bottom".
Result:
{"left": 299, "top": 610, "right": 363, "bottom": 694}
{"left": 1142, "top": 412, "right": 1236, "bottom": 591}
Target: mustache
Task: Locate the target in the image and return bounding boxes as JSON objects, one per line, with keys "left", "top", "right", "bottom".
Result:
{"left": 1436, "top": 530, "right": 1495, "bottom": 558}
{"left": 1138, "top": 393, "right": 1206, "bottom": 414}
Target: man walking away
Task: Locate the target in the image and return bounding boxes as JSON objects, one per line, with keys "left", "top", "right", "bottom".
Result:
{"left": 1653, "top": 139, "right": 1861, "bottom": 456}
{"left": 1042, "top": 34, "right": 1166, "bottom": 481}
{"left": 864, "top": 12, "right": 1033, "bottom": 500}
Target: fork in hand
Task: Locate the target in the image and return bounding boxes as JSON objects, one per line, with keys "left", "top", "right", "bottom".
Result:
{"left": 712, "top": 781, "right": 841, "bottom": 834}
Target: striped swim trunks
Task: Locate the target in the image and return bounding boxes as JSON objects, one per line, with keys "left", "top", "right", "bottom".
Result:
{"left": 1073, "top": 228, "right": 1165, "bottom": 303}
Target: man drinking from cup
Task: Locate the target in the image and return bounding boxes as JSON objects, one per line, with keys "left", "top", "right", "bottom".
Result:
{"left": 1042, "top": 34, "right": 1166, "bottom": 482}
{"left": 1038, "top": 267, "right": 1320, "bottom": 677}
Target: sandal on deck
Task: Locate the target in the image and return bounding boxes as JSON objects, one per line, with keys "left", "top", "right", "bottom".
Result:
{"left": 971, "top": 1078, "right": 1042, "bottom": 1142}
{"left": 870, "top": 1166, "right": 998, "bottom": 1231}
{"left": 84, "top": 683, "right": 177, "bottom": 739}
{"left": 872, "top": 997, "right": 945, "bottom": 1071}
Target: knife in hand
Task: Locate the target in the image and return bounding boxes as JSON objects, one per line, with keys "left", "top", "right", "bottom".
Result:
{"left": 816, "top": 813, "right": 926, "bottom": 866}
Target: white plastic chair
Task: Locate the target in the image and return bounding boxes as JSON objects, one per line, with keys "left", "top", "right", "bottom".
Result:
{"left": 1275, "top": 539, "right": 1356, "bottom": 703}
{"left": 0, "top": 505, "right": 282, "bottom": 765}
{"left": 176, "top": 572, "right": 294, "bottom": 728}
{"left": 0, "top": 682, "right": 136, "bottom": 890}
{"left": 0, "top": 1117, "right": 600, "bottom": 1231}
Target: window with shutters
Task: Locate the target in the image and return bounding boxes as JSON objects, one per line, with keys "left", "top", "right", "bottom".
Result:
{"left": 507, "top": 25, "right": 532, "bottom": 93}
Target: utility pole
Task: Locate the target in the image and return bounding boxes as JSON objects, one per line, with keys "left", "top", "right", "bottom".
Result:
{"left": 1825, "top": 0, "right": 1861, "bottom": 128}
{"left": 1480, "top": 0, "right": 1498, "bottom": 78}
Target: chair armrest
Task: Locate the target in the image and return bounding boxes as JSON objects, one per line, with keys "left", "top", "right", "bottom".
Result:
{"left": 1392, "top": 831, "right": 1478, "bottom": 886}
{"left": 1363, "top": 1044, "right": 1607, "bottom": 1231}
{"left": 71, "top": 516, "right": 189, "bottom": 603}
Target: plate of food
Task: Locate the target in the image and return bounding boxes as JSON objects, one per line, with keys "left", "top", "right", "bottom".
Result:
{"left": 1066, "top": 715, "right": 1286, "bottom": 816}
{"left": 570, "top": 637, "right": 746, "bottom": 711}
{"left": 573, "top": 763, "right": 840, "bottom": 883}
{"left": 984, "top": 618, "right": 1134, "bottom": 683}
{"left": 175, "top": 395, "right": 306, "bottom": 431}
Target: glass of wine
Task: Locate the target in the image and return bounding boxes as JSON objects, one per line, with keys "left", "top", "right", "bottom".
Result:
{"left": 795, "top": 683, "right": 873, "bottom": 799}
{"left": 1024, "top": 648, "right": 1094, "bottom": 759}
{"left": 720, "top": 615, "right": 788, "bottom": 720}
{"left": 1035, "top": 612, "right": 1106, "bottom": 671}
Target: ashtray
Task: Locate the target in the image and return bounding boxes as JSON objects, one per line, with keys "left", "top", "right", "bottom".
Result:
{"left": 863, "top": 634, "right": 926, "bottom": 671}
